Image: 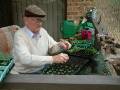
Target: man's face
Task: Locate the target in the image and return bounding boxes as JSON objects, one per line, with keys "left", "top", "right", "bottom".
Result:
{"left": 24, "top": 17, "right": 43, "bottom": 33}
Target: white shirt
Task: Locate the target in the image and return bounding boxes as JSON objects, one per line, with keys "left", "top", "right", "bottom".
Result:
{"left": 11, "top": 26, "right": 57, "bottom": 74}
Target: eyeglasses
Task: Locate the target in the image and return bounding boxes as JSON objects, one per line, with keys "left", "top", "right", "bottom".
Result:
{"left": 30, "top": 17, "right": 43, "bottom": 22}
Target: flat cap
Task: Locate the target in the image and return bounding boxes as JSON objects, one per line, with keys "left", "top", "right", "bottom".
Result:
{"left": 24, "top": 5, "right": 46, "bottom": 20}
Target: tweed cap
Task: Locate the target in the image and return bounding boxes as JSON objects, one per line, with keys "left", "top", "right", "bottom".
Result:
{"left": 24, "top": 5, "right": 46, "bottom": 21}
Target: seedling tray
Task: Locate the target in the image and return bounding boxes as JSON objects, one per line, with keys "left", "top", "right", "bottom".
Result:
{"left": 0, "top": 59, "right": 14, "bottom": 82}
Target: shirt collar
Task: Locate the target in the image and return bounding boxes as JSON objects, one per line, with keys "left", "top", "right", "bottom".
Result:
{"left": 23, "top": 26, "right": 41, "bottom": 38}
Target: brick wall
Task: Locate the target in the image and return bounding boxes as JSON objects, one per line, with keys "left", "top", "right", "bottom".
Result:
{"left": 67, "top": 0, "right": 95, "bottom": 21}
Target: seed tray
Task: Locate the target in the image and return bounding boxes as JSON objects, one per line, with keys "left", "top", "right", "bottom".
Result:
{"left": 0, "top": 59, "right": 14, "bottom": 82}
{"left": 41, "top": 56, "right": 89, "bottom": 75}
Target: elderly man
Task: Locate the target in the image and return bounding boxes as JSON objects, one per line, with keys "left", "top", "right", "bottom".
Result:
{"left": 11, "top": 5, "right": 71, "bottom": 74}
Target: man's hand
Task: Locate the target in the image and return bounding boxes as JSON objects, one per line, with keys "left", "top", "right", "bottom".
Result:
{"left": 52, "top": 53, "right": 69, "bottom": 64}
{"left": 59, "top": 39, "right": 71, "bottom": 50}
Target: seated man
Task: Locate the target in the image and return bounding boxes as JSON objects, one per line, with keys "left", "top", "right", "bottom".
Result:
{"left": 11, "top": 5, "right": 71, "bottom": 74}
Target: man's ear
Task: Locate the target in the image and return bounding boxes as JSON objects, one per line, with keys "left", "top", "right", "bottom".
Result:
{"left": 39, "top": 22, "right": 42, "bottom": 26}
{"left": 23, "top": 17, "right": 29, "bottom": 25}
{"left": 23, "top": 17, "right": 27, "bottom": 22}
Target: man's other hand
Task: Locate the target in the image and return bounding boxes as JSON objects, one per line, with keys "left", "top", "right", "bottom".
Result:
{"left": 52, "top": 53, "right": 69, "bottom": 64}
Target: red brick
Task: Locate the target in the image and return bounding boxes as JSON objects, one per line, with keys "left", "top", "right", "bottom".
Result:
{"left": 67, "top": 0, "right": 95, "bottom": 20}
